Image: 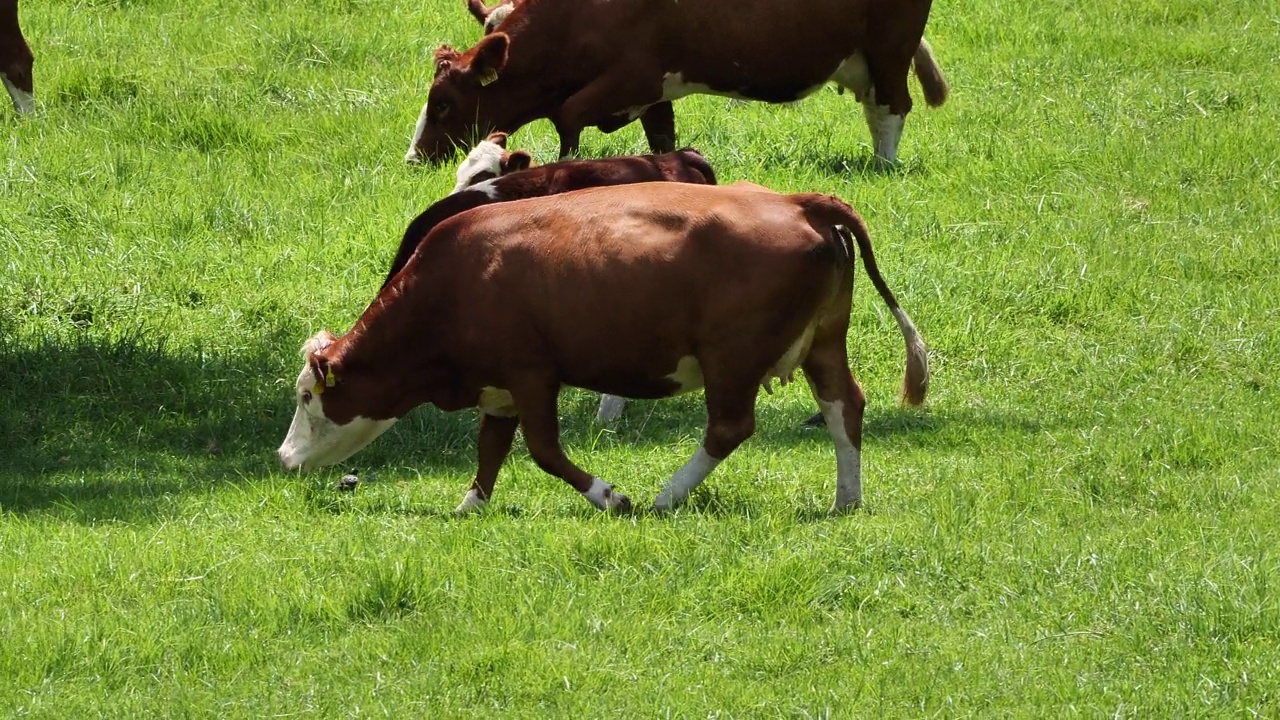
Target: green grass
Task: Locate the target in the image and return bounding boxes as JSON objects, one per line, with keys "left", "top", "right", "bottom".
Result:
{"left": 3, "top": 0, "right": 1279, "bottom": 714}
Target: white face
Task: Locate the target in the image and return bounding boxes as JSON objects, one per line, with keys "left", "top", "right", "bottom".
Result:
{"left": 276, "top": 336, "right": 397, "bottom": 471}
{"left": 452, "top": 138, "right": 505, "bottom": 193}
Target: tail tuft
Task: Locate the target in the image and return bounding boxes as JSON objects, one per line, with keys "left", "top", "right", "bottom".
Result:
{"left": 912, "top": 38, "right": 949, "bottom": 109}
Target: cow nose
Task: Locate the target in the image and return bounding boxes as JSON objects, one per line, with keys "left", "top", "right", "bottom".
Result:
{"left": 404, "top": 147, "right": 424, "bottom": 164}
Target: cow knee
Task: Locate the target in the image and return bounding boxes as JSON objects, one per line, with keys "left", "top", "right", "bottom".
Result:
{"left": 705, "top": 414, "right": 755, "bottom": 459}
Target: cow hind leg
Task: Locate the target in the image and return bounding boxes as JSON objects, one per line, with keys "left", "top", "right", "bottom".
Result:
{"left": 514, "top": 378, "right": 631, "bottom": 512}
{"left": 802, "top": 337, "right": 867, "bottom": 513}
{"left": 861, "top": 58, "right": 914, "bottom": 168}
{"left": 654, "top": 378, "right": 757, "bottom": 511}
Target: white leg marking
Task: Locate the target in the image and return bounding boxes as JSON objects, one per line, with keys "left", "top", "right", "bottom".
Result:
{"left": 596, "top": 394, "right": 627, "bottom": 423}
{"left": 2, "top": 77, "right": 34, "bottom": 115}
{"left": 405, "top": 101, "right": 430, "bottom": 163}
{"left": 654, "top": 447, "right": 721, "bottom": 511}
{"left": 815, "top": 398, "right": 862, "bottom": 510}
{"left": 861, "top": 90, "right": 904, "bottom": 166}
{"left": 582, "top": 477, "right": 629, "bottom": 511}
{"left": 454, "top": 488, "right": 488, "bottom": 515}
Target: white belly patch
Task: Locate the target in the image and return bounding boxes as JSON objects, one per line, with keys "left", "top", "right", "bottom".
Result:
{"left": 478, "top": 386, "right": 517, "bottom": 417}
{"left": 762, "top": 322, "right": 818, "bottom": 394}
{"left": 666, "top": 355, "right": 705, "bottom": 394}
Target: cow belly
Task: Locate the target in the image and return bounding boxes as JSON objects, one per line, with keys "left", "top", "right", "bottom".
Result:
{"left": 659, "top": 71, "right": 825, "bottom": 106}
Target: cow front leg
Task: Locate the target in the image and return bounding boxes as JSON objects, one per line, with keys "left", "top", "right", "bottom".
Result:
{"left": 456, "top": 412, "right": 519, "bottom": 515}
{"left": 654, "top": 379, "right": 756, "bottom": 510}
{"left": 514, "top": 380, "right": 631, "bottom": 512}
{"left": 553, "top": 75, "right": 662, "bottom": 159}
{"left": 596, "top": 394, "right": 626, "bottom": 423}
{"left": 639, "top": 102, "right": 676, "bottom": 153}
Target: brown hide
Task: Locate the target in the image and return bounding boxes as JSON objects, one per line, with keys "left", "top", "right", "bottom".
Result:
{"left": 322, "top": 183, "right": 861, "bottom": 416}
{"left": 381, "top": 147, "right": 717, "bottom": 290}
{"left": 305, "top": 182, "right": 926, "bottom": 509}
{"left": 412, "top": 0, "right": 940, "bottom": 162}
{"left": 0, "top": 0, "right": 33, "bottom": 114}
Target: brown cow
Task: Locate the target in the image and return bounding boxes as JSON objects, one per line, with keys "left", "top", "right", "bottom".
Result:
{"left": 278, "top": 182, "right": 928, "bottom": 515}
{"left": 406, "top": 0, "right": 948, "bottom": 166}
{"left": 387, "top": 133, "right": 717, "bottom": 424}
{"left": 1, "top": 0, "right": 34, "bottom": 114}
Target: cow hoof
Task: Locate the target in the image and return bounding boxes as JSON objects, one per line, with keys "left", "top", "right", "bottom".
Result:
{"left": 454, "top": 489, "right": 488, "bottom": 515}
{"left": 583, "top": 477, "right": 630, "bottom": 512}
{"left": 595, "top": 394, "right": 626, "bottom": 423}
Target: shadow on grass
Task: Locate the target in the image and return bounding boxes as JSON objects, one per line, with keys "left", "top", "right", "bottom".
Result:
{"left": 0, "top": 332, "right": 1047, "bottom": 521}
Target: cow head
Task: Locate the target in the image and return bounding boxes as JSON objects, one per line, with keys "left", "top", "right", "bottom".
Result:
{"left": 405, "top": 34, "right": 510, "bottom": 165}
{"left": 451, "top": 131, "right": 534, "bottom": 192}
{"left": 277, "top": 330, "right": 397, "bottom": 471}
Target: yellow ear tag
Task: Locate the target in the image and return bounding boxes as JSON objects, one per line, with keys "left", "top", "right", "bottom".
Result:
{"left": 325, "top": 368, "right": 336, "bottom": 387}
{"left": 478, "top": 68, "right": 498, "bottom": 86}
{"left": 312, "top": 382, "right": 325, "bottom": 396}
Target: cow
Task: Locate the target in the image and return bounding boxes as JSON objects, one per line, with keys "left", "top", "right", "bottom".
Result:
{"left": 1, "top": 0, "right": 34, "bottom": 114}
{"left": 406, "top": 0, "right": 948, "bottom": 167}
{"left": 277, "top": 182, "right": 929, "bottom": 516}
{"left": 387, "top": 133, "right": 717, "bottom": 423}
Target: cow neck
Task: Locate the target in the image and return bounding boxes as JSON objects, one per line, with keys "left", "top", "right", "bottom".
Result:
{"left": 338, "top": 276, "right": 471, "bottom": 415}
{"left": 480, "top": 19, "right": 569, "bottom": 133}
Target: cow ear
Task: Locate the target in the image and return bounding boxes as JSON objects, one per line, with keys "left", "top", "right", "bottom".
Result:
{"left": 470, "top": 33, "right": 509, "bottom": 86}
{"left": 485, "top": 131, "right": 508, "bottom": 148}
{"left": 434, "top": 45, "right": 460, "bottom": 74}
{"left": 308, "top": 353, "right": 338, "bottom": 394}
{"left": 501, "top": 150, "right": 533, "bottom": 174}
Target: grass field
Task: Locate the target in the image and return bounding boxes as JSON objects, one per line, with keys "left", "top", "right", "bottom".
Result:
{"left": 3, "top": 0, "right": 1279, "bottom": 715}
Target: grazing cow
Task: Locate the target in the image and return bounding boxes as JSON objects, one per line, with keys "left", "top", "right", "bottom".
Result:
{"left": 406, "top": 0, "right": 948, "bottom": 166}
{"left": 0, "top": 0, "right": 34, "bottom": 114}
{"left": 278, "top": 182, "right": 929, "bottom": 515}
{"left": 388, "top": 133, "right": 717, "bottom": 422}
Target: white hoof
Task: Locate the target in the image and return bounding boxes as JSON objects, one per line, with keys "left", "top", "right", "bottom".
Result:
{"left": 596, "top": 394, "right": 626, "bottom": 423}
{"left": 582, "top": 477, "right": 631, "bottom": 512}
{"left": 454, "top": 489, "right": 488, "bottom": 515}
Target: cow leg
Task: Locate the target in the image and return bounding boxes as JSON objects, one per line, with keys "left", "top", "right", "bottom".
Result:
{"left": 653, "top": 379, "right": 756, "bottom": 510}
{"left": 596, "top": 394, "right": 627, "bottom": 423}
{"left": 639, "top": 102, "right": 676, "bottom": 153}
{"left": 456, "top": 413, "right": 519, "bottom": 515}
{"left": 514, "top": 379, "right": 631, "bottom": 512}
{"left": 861, "top": 57, "right": 914, "bottom": 167}
{"left": 553, "top": 74, "right": 662, "bottom": 159}
{"left": 801, "top": 341, "right": 867, "bottom": 513}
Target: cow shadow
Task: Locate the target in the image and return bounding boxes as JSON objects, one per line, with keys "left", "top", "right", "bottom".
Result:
{"left": 1, "top": 331, "right": 1045, "bottom": 521}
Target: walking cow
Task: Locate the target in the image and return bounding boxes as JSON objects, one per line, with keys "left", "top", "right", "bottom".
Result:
{"left": 278, "top": 182, "right": 929, "bottom": 515}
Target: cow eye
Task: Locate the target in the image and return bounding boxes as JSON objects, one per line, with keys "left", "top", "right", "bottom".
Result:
{"left": 432, "top": 100, "right": 451, "bottom": 120}
{"left": 302, "top": 390, "right": 313, "bottom": 404}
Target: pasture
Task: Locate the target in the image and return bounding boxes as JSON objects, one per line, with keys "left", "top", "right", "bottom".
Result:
{"left": 2, "top": 0, "right": 1278, "bottom": 714}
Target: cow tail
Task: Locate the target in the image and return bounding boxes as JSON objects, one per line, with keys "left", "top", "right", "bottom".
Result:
{"left": 801, "top": 195, "right": 929, "bottom": 406}
{"left": 677, "top": 148, "right": 718, "bottom": 185}
{"left": 912, "top": 38, "right": 949, "bottom": 109}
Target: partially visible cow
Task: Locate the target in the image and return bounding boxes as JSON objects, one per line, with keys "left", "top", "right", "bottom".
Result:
{"left": 407, "top": 0, "right": 948, "bottom": 166}
{"left": 388, "top": 132, "right": 717, "bottom": 422}
{"left": 278, "top": 182, "right": 929, "bottom": 515}
{"left": 1, "top": 0, "right": 34, "bottom": 115}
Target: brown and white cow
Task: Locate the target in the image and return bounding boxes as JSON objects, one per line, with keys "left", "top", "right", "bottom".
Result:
{"left": 406, "top": 0, "right": 948, "bottom": 166}
{"left": 1, "top": 0, "right": 34, "bottom": 114}
{"left": 278, "top": 182, "right": 928, "bottom": 515}
{"left": 388, "top": 133, "right": 716, "bottom": 422}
